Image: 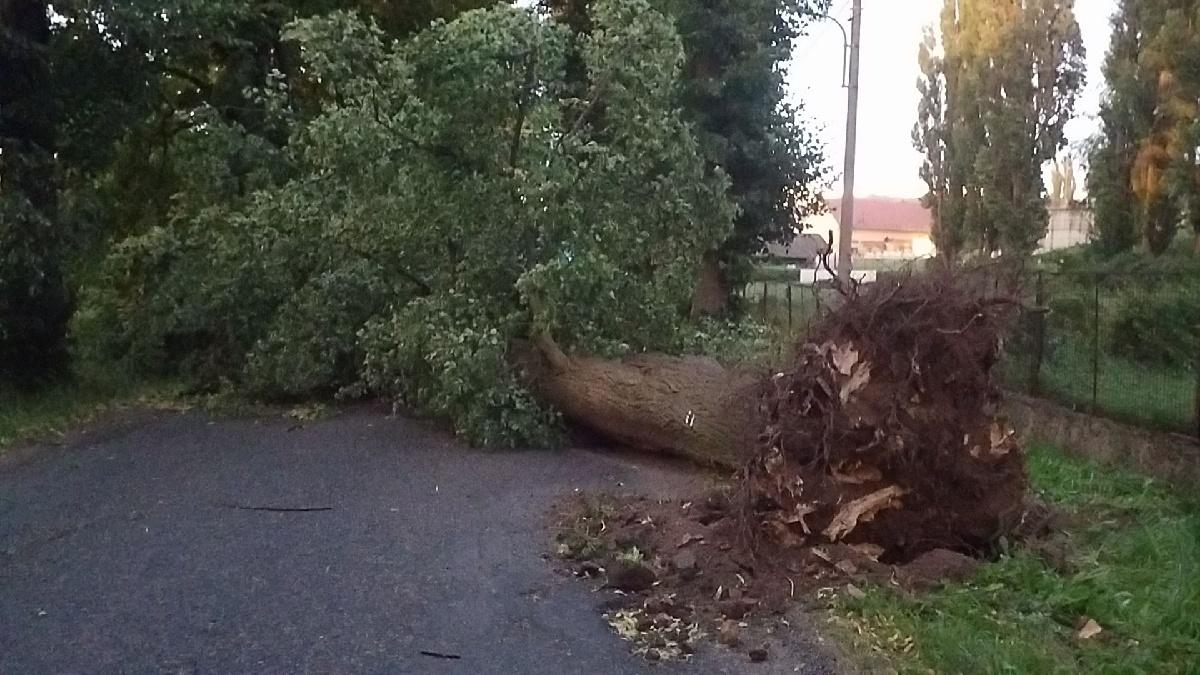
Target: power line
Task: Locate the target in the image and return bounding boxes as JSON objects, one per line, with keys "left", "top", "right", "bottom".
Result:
{"left": 791, "top": 0, "right": 853, "bottom": 65}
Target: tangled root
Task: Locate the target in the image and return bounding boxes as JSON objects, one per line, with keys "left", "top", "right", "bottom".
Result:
{"left": 743, "top": 268, "right": 1028, "bottom": 561}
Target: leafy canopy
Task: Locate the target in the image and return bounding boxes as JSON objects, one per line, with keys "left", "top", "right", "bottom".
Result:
{"left": 543, "top": 0, "right": 830, "bottom": 303}
{"left": 84, "top": 0, "right": 735, "bottom": 446}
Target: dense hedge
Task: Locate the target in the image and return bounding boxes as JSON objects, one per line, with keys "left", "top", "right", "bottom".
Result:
{"left": 1039, "top": 245, "right": 1200, "bottom": 371}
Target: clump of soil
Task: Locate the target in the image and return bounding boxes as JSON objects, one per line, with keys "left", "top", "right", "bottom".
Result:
{"left": 552, "top": 491, "right": 976, "bottom": 662}
{"left": 552, "top": 490, "right": 1066, "bottom": 663}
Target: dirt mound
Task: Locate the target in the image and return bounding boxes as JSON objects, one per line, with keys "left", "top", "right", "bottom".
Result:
{"left": 552, "top": 493, "right": 853, "bottom": 663}
{"left": 744, "top": 269, "right": 1028, "bottom": 561}
{"left": 551, "top": 491, "right": 1018, "bottom": 663}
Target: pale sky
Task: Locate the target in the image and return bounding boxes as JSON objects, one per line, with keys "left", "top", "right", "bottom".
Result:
{"left": 787, "top": 0, "right": 1118, "bottom": 198}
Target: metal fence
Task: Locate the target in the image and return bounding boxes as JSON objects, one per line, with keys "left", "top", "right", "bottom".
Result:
{"left": 1002, "top": 270, "right": 1200, "bottom": 439}
{"left": 746, "top": 269, "right": 1200, "bottom": 440}
{"left": 742, "top": 280, "right": 829, "bottom": 341}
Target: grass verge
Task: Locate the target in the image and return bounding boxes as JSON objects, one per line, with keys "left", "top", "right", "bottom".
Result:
{"left": 0, "top": 365, "right": 179, "bottom": 452}
{"left": 829, "top": 443, "right": 1200, "bottom": 674}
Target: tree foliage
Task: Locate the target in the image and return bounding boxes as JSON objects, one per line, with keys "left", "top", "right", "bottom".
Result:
{"left": 1, "top": 0, "right": 505, "bottom": 389}
{"left": 82, "top": 1, "right": 735, "bottom": 446}
{"left": 1, "top": 0, "right": 73, "bottom": 389}
{"left": 544, "top": 0, "right": 829, "bottom": 305}
{"left": 47, "top": 0, "right": 503, "bottom": 242}
{"left": 1091, "top": 0, "right": 1200, "bottom": 256}
{"left": 659, "top": 0, "right": 828, "bottom": 293}
{"left": 913, "top": 0, "right": 1086, "bottom": 259}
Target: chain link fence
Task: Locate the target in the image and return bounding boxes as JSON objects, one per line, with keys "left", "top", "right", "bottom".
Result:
{"left": 1002, "top": 270, "right": 1200, "bottom": 439}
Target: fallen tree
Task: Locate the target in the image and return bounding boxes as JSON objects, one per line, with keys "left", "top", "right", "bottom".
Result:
{"left": 515, "top": 333, "right": 764, "bottom": 467}
{"left": 81, "top": 0, "right": 1029, "bottom": 560}
{"left": 522, "top": 269, "right": 1029, "bottom": 559}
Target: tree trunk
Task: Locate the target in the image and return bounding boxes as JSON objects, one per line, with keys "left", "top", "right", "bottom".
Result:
{"left": 514, "top": 337, "right": 761, "bottom": 467}
{"left": 690, "top": 250, "right": 728, "bottom": 318}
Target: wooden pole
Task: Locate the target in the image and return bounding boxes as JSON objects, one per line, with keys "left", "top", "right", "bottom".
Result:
{"left": 787, "top": 283, "right": 794, "bottom": 331}
{"left": 837, "top": 0, "right": 863, "bottom": 285}
{"left": 1194, "top": 322, "right": 1200, "bottom": 442}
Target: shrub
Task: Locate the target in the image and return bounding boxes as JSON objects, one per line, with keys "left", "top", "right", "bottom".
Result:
{"left": 1108, "top": 283, "right": 1200, "bottom": 369}
{"left": 1045, "top": 285, "right": 1093, "bottom": 336}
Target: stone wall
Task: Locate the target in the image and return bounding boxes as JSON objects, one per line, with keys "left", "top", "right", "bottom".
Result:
{"left": 1005, "top": 393, "right": 1200, "bottom": 489}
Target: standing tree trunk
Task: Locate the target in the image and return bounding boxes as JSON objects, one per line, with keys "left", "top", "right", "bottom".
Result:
{"left": 690, "top": 250, "right": 728, "bottom": 318}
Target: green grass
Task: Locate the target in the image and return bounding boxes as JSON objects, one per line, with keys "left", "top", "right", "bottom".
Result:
{"left": 1003, "top": 335, "right": 1196, "bottom": 435}
{"left": 0, "top": 365, "right": 177, "bottom": 452}
{"left": 831, "top": 444, "right": 1200, "bottom": 674}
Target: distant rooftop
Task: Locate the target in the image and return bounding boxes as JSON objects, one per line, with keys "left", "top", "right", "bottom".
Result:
{"left": 824, "top": 196, "right": 933, "bottom": 234}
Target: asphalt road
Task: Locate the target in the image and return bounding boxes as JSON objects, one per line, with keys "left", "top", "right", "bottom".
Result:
{"left": 0, "top": 408, "right": 838, "bottom": 675}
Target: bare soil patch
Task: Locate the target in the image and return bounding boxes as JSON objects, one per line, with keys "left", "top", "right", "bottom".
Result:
{"left": 550, "top": 488, "right": 1060, "bottom": 664}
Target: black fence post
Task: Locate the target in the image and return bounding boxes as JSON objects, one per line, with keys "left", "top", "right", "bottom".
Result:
{"left": 1092, "top": 275, "right": 1101, "bottom": 414}
{"left": 786, "top": 283, "right": 794, "bottom": 332}
{"left": 1030, "top": 270, "right": 1046, "bottom": 395}
{"left": 761, "top": 282, "right": 768, "bottom": 323}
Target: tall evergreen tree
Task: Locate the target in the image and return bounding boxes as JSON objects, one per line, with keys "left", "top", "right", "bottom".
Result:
{"left": 1138, "top": 0, "right": 1200, "bottom": 253}
{"left": 914, "top": 0, "right": 1086, "bottom": 259}
{"left": 1088, "top": 0, "right": 1150, "bottom": 255}
{"left": 1, "top": 0, "right": 73, "bottom": 388}
{"left": 1090, "top": 0, "right": 1200, "bottom": 255}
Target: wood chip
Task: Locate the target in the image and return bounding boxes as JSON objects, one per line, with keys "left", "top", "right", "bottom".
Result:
{"left": 823, "top": 486, "right": 906, "bottom": 541}
{"left": 1076, "top": 617, "right": 1103, "bottom": 640}
{"left": 840, "top": 362, "right": 872, "bottom": 403}
{"left": 831, "top": 462, "right": 883, "bottom": 485}
{"left": 831, "top": 343, "right": 860, "bottom": 376}
{"left": 850, "top": 543, "right": 885, "bottom": 561}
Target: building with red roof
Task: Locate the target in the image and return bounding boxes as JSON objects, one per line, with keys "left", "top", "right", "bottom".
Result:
{"left": 802, "top": 196, "right": 936, "bottom": 261}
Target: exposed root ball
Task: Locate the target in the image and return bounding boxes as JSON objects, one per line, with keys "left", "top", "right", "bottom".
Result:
{"left": 744, "top": 270, "right": 1028, "bottom": 561}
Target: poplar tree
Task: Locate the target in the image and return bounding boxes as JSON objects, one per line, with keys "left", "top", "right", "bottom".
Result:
{"left": 914, "top": 0, "right": 1086, "bottom": 259}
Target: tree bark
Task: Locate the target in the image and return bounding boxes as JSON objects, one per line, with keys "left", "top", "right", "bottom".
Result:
{"left": 514, "top": 338, "right": 762, "bottom": 467}
{"left": 690, "top": 250, "right": 728, "bottom": 318}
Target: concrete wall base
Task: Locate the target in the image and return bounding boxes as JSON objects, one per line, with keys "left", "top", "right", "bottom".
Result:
{"left": 1005, "top": 393, "right": 1199, "bottom": 490}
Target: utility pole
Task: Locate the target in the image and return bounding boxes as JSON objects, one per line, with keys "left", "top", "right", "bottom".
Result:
{"left": 837, "top": 0, "right": 862, "bottom": 284}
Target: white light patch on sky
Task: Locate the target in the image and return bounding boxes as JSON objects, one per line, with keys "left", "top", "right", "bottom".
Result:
{"left": 787, "top": 0, "right": 1118, "bottom": 198}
